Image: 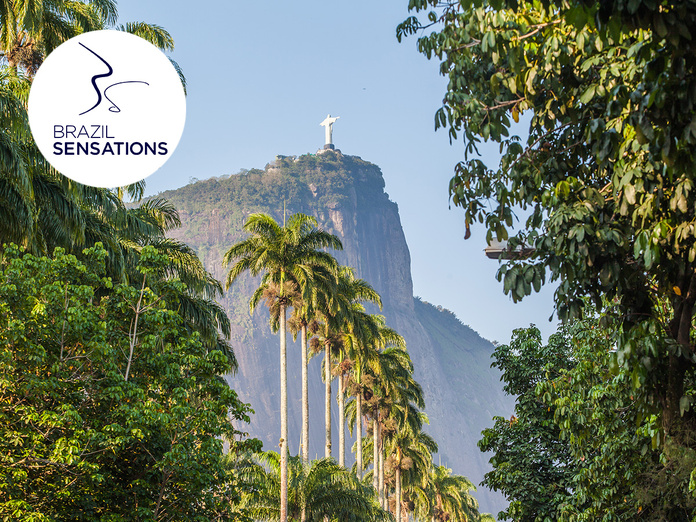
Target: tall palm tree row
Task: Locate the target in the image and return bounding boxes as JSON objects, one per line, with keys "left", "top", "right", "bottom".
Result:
{"left": 348, "top": 339, "right": 489, "bottom": 521}
{"left": 223, "top": 213, "right": 482, "bottom": 520}
{"left": 249, "top": 222, "right": 478, "bottom": 520}
{"left": 308, "top": 266, "right": 381, "bottom": 460}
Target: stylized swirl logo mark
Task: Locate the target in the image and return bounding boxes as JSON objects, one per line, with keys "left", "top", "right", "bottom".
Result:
{"left": 78, "top": 42, "right": 149, "bottom": 116}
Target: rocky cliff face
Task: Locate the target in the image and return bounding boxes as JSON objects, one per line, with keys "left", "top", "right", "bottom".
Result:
{"left": 160, "top": 150, "right": 513, "bottom": 514}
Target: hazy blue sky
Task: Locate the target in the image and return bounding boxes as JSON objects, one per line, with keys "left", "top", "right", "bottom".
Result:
{"left": 116, "top": 0, "right": 558, "bottom": 344}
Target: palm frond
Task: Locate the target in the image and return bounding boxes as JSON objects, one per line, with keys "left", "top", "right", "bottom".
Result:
{"left": 117, "top": 21, "right": 174, "bottom": 50}
{"left": 168, "top": 56, "right": 186, "bottom": 95}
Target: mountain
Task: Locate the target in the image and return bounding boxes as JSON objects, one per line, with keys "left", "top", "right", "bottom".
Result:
{"left": 159, "top": 149, "right": 514, "bottom": 514}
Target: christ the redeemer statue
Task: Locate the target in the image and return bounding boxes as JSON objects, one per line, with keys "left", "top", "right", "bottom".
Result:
{"left": 320, "top": 114, "right": 339, "bottom": 148}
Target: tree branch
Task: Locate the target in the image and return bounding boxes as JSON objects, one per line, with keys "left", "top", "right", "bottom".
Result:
{"left": 125, "top": 274, "right": 147, "bottom": 381}
{"left": 508, "top": 119, "right": 582, "bottom": 171}
{"left": 514, "top": 20, "right": 562, "bottom": 42}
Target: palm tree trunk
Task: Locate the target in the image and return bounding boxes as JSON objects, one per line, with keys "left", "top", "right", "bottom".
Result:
{"left": 373, "top": 417, "right": 379, "bottom": 493}
{"left": 324, "top": 344, "right": 331, "bottom": 458}
{"left": 338, "top": 371, "right": 345, "bottom": 467}
{"left": 301, "top": 323, "right": 309, "bottom": 522}
{"left": 379, "top": 454, "right": 385, "bottom": 509}
{"left": 301, "top": 323, "right": 309, "bottom": 464}
{"left": 379, "top": 437, "right": 385, "bottom": 509}
{"left": 396, "top": 450, "right": 402, "bottom": 522}
{"left": 280, "top": 305, "right": 288, "bottom": 522}
{"left": 356, "top": 392, "right": 363, "bottom": 479}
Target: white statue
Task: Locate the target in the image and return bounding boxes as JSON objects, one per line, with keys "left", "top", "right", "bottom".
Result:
{"left": 320, "top": 114, "right": 339, "bottom": 146}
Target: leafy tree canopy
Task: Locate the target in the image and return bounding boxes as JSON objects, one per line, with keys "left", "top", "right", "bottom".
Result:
{"left": 538, "top": 321, "right": 695, "bottom": 520}
{"left": 398, "top": 0, "right": 696, "bottom": 435}
{"left": 0, "top": 244, "right": 257, "bottom": 521}
{"left": 480, "top": 317, "right": 696, "bottom": 520}
{"left": 478, "top": 324, "right": 577, "bottom": 521}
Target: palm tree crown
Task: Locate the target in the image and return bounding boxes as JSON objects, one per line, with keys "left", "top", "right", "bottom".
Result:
{"left": 231, "top": 450, "right": 392, "bottom": 522}
{"left": 224, "top": 213, "right": 342, "bottom": 302}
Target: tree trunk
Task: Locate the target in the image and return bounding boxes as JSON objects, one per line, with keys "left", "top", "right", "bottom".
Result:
{"left": 301, "top": 324, "right": 309, "bottom": 464}
{"left": 356, "top": 392, "right": 363, "bottom": 479}
{"left": 664, "top": 355, "right": 687, "bottom": 434}
{"left": 124, "top": 275, "right": 147, "bottom": 381}
{"left": 338, "top": 371, "right": 345, "bottom": 467}
{"left": 301, "top": 323, "right": 309, "bottom": 522}
{"left": 396, "top": 463, "right": 402, "bottom": 522}
{"left": 664, "top": 270, "right": 696, "bottom": 435}
{"left": 280, "top": 305, "right": 288, "bottom": 522}
{"left": 373, "top": 418, "right": 379, "bottom": 493}
{"left": 325, "top": 344, "right": 332, "bottom": 458}
{"left": 378, "top": 424, "right": 385, "bottom": 509}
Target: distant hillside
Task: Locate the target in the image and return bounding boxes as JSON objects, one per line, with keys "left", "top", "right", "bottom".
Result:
{"left": 159, "top": 150, "right": 514, "bottom": 514}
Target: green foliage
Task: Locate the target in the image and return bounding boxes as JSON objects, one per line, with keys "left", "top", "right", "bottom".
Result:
{"left": 400, "top": 0, "right": 696, "bottom": 441}
{"left": 0, "top": 244, "right": 255, "bottom": 521}
{"left": 231, "top": 451, "right": 393, "bottom": 522}
{"left": 536, "top": 320, "right": 681, "bottom": 520}
{"left": 481, "top": 317, "right": 696, "bottom": 520}
{"left": 410, "top": 464, "right": 481, "bottom": 522}
{"left": 478, "top": 325, "right": 576, "bottom": 521}
{"left": 399, "top": 0, "right": 657, "bottom": 313}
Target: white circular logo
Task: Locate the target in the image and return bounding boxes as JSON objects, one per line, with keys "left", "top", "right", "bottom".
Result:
{"left": 28, "top": 30, "right": 186, "bottom": 188}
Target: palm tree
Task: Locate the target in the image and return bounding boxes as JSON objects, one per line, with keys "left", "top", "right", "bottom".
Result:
{"left": 223, "top": 212, "right": 342, "bottom": 522}
{"left": 362, "top": 346, "right": 424, "bottom": 509}
{"left": 287, "top": 296, "right": 312, "bottom": 464}
{"left": 231, "top": 450, "right": 393, "bottom": 522}
{"left": 1, "top": 0, "right": 178, "bottom": 80}
{"left": 0, "top": 0, "right": 115, "bottom": 73}
{"left": 386, "top": 422, "right": 437, "bottom": 522}
{"left": 310, "top": 309, "right": 343, "bottom": 460}
{"left": 0, "top": 68, "right": 33, "bottom": 244}
{"left": 312, "top": 267, "right": 381, "bottom": 462}
{"left": 335, "top": 304, "right": 378, "bottom": 468}
{"left": 346, "top": 317, "right": 405, "bottom": 479}
{"left": 411, "top": 464, "right": 481, "bottom": 522}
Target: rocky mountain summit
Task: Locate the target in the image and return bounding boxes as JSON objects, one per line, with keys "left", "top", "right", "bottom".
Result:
{"left": 159, "top": 150, "right": 513, "bottom": 514}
